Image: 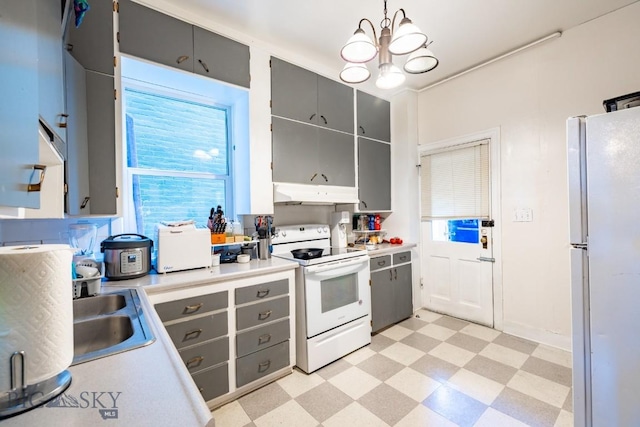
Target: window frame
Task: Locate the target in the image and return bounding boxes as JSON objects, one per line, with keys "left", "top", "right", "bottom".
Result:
{"left": 121, "top": 77, "right": 235, "bottom": 235}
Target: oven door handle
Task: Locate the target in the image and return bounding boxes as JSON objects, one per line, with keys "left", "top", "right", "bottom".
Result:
{"left": 304, "top": 257, "right": 368, "bottom": 275}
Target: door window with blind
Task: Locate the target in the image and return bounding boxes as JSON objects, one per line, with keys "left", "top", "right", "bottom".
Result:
{"left": 420, "top": 140, "right": 490, "bottom": 243}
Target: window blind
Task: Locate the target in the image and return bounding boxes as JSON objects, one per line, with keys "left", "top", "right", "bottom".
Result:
{"left": 420, "top": 139, "right": 490, "bottom": 220}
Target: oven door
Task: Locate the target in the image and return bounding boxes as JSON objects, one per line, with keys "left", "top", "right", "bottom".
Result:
{"left": 303, "top": 256, "right": 370, "bottom": 338}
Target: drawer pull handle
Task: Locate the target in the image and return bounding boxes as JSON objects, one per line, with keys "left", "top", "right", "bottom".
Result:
{"left": 399, "top": 255, "right": 407, "bottom": 261}
{"left": 258, "top": 334, "right": 272, "bottom": 344}
{"left": 256, "top": 289, "right": 270, "bottom": 298}
{"left": 377, "top": 260, "right": 386, "bottom": 266}
{"left": 184, "top": 329, "right": 202, "bottom": 341}
{"left": 176, "top": 55, "right": 189, "bottom": 64}
{"left": 183, "top": 303, "right": 203, "bottom": 314}
{"left": 394, "top": 268, "right": 398, "bottom": 280}
{"left": 389, "top": 270, "right": 393, "bottom": 280}
{"left": 198, "top": 387, "right": 204, "bottom": 393}
{"left": 258, "top": 310, "right": 272, "bottom": 320}
{"left": 27, "top": 164, "right": 46, "bottom": 192}
{"left": 186, "top": 356, "right": 204, "bottom": 368}
{"left": 258, "top": 360, "right": 271, "bottom": 372}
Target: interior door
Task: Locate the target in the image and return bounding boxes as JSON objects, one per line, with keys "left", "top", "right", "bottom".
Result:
{"left": 422, "top": 219, "right": 494, "bottom": 326}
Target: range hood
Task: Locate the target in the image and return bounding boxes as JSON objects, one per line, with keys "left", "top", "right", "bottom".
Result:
{"left": 273, "top": 182, "right": 359, "bottom": 205}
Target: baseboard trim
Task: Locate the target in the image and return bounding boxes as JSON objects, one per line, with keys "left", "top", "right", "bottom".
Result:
{"left": 502, "top": 320, "right": 571, "bottom": 352}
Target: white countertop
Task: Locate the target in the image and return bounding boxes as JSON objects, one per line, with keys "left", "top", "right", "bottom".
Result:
{"left": 364, "top": 242, "right": 417, "bottom": 256}
{"left": 2, "top": 258, "right": 299, "bottom": 426}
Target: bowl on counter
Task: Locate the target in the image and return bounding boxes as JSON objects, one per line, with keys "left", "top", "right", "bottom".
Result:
{"left": 237, "top": 254, "right": 250, "bottom": 264}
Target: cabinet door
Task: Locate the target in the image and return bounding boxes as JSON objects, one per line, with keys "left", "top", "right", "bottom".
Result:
{"left": 317, "top": 128, "right": 355, "bottom": 187}
{"left": 65, "top": 0, "right": 113, "bottom": 75}
{"left": 317, "top": 75, "right": 353, "bottom": 134}
{"left": 36, "top": 0, "right": 65, "bottom": 138}
{"left": 371, "top": 269, "right": 395, "bottom": 332}
{"left": 272, "top": 117, "right": 318, "bottom": 184}
{"left": 358, "top": 137, "right": 391, "bottom": 211}
{"left": 119, "top": 0, "right": 193, "bottom": 72}
{"left": 357, "top": 91, "right": 390, "bottom": 142}
{"left": 0, "top": 0, "right": 40, "bottom": 208}
{"left": 193, "top": 26, "right": 250, "bottom": 88}
{"left": 86, "top": 71, "right": 116, "bottom": 214}
{"left": 394, "top": 264, "right": 413, "bottom": 323}
{"left": 64, "top": 52, "right": 91, "bottom": 215}
{"left": 271, "top": 57, "right": 317, "bottom": 125}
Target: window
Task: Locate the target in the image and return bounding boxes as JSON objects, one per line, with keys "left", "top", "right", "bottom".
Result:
{"left": 121, "top": 56, "right": 248, "bottom": 240}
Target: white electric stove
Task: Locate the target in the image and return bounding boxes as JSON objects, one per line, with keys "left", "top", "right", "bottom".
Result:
{"left": 271, "top": 224, "right": 371, "bottom": 373}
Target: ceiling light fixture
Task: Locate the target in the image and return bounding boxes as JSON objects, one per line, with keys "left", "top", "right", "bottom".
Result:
{"left": 339, "top": 0, "right": 438, "bottom": 89}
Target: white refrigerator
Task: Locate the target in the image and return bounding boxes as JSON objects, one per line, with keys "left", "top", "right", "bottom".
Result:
{"left": 567, "top": 106, "right": 640, "bottom": 427}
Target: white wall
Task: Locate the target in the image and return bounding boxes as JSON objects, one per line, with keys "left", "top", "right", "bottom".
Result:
{"left": 413, "top": 3, "right": 640, "bottom": 349}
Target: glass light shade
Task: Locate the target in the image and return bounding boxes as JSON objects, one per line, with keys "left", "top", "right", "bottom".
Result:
{"left": 340, "top": 62, "right": 371, "bottom": 84}
{"left": 388, "top": 19, "right": 427, "bottom": 55}
{"left": 340, "top": 29, "right": 378, "bottom": 63}
{"left": 375, "top": 63, "right": 405, "bottom": 89}
{"left": 404, "top": 46, "right": 439, "bottom": 74}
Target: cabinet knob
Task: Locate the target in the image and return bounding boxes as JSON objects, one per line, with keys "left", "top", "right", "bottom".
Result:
{"left": 256, "top": 289, "right": 270, "bottom": 298}
{"left": 258, "top": 360, "right": 271, "bottom": 372}
{"left": 183, "top": 329, "right": 202, "bottom": 341}
{"left": 258, "top": 310, "right": 272, "bottom": 320}
{"left": 198, "top": 59, "right": 210, "bottom": 73}
{"left": 183, "top": 303, "right": 204, "bottom": 314}
{"left": 258, "top": 334, "right": 272, "bottom": 344}
{"left": 27, "top": 165, "right": 46, "bottom": 192}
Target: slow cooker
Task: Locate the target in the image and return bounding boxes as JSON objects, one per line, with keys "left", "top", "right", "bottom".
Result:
{"left": 101, "top": 234, "right": 153, "bottom": 280}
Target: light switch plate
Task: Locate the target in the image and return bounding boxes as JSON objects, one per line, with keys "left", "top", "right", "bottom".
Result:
{"left": 513, "top": 208, "right": 533, "bottom": 222}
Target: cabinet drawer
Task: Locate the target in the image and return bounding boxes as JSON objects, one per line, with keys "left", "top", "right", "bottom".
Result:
{"left": 236, "top": 341, "right": 289, "bottom": 388}
{"left": 236, "top": 318, "right": 290, "bottom": 358}
{"left": 155, "top": 291, "right": 228, "bottom": 322}
{"left": 178, "top": 336, "right": 229, "bottom": 374}
{"left": 370, "top": 255, "right": 392, "bottom": 271}
{"left": 165, "top": 312, "right": 228, "bottom": 349}
{"left": 393, "top": 251, "right": 411, "bottom": 265}
{"left": 236, "top": 296, "right": 289, "bottom": 331}
{"left": 235, "top": 279, "right": 288, "bottom": 305}
{"left": 192, "top": 363, "right": 229, "bottom": 402}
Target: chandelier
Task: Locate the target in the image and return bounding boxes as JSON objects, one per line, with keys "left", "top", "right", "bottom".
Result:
{"left": 339, "top": 0, "right": 439, "bottom": 89}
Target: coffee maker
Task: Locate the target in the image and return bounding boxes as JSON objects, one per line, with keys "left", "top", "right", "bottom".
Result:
{"left": 330, "top": 211, "right": 350, "bottom": 248}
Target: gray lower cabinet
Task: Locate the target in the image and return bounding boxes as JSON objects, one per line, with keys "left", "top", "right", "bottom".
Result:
{"left": 155, "top": 290, "right": 230, "bottom": 403}
{"left": 271, "top": 57, "right": 354, "bottom": 134}
{"left": 370, "top": 251, "right": 413, "bottom": 332}
{"left": 358, "top": 137, "right": 391, "bottom": 211}
{"left": 357, "top": 90, "right": 390, "bottom": 142}
{"left": 65, "top": 0, "right": 114, "bottom": 76}
{"left": 235, "top": 282, "right": 291, "bottom": 389}
{"left": 272, "top": 117, "right": 355, "bottom": 187}
{"left": 0, "top": 0, "right": 46, "bottom": 209}
{"left": 119, "top": 0, "right": 250, "bottom": 87}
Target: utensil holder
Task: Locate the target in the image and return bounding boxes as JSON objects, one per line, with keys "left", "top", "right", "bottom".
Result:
{"left": 258, "top": 238, "right": 271, "bottom": 260}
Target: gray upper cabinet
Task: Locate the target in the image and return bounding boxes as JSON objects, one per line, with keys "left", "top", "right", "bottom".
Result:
{"left": 357, "top": 91, "right": 390, "bottom": 142}
{"left": 271, "top": 57, "right": 354, "bottom": 134}
{"left": 119, "top": 0, "right": 250, "bottom": 87}
{"left": 119, "top": 0, "right": 193, "bottom": 72}
{"left": 86, "top": 71, "right": 116, "bottom": 214}
{"left": 0, "top": 0, "right": 41, "bottom": 208}
{"left": 65, "top": 0, "right": 114, "bottom": 76}
{"left": 358, "top": 137, "right": 391, "bottom": 211}
{"left": 193, "top": 26, "right": 250, "bottom": 88}
{"left": 272, "top": 117, "right": 355, "bottom": 187}
{"left": 36, "top": 0, "right": 65, "bottom": 138}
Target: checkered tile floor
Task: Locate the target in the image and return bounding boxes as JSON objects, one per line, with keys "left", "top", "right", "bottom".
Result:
{"left": 213, "top": 309, "right": 573, "bottom": 427}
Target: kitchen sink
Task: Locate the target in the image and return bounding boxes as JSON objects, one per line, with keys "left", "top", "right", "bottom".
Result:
{"left": 73, "top": 294, "right": 127, "bottom": 321}
{"left": 72, "top": 289, "right": 155, "bottom": 365}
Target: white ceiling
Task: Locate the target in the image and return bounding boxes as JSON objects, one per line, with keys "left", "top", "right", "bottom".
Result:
{"left": 172, "top": 0, "right": 638, "bottom": 92}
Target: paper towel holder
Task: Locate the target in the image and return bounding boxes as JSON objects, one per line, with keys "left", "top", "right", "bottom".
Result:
{"left": 0, "top": 351, "right": 72, "bottom": 419}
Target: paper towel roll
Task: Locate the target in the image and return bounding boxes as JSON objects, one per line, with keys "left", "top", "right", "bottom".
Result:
{"left": 0, "top": 244, "right": 74, "bottom": 391}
